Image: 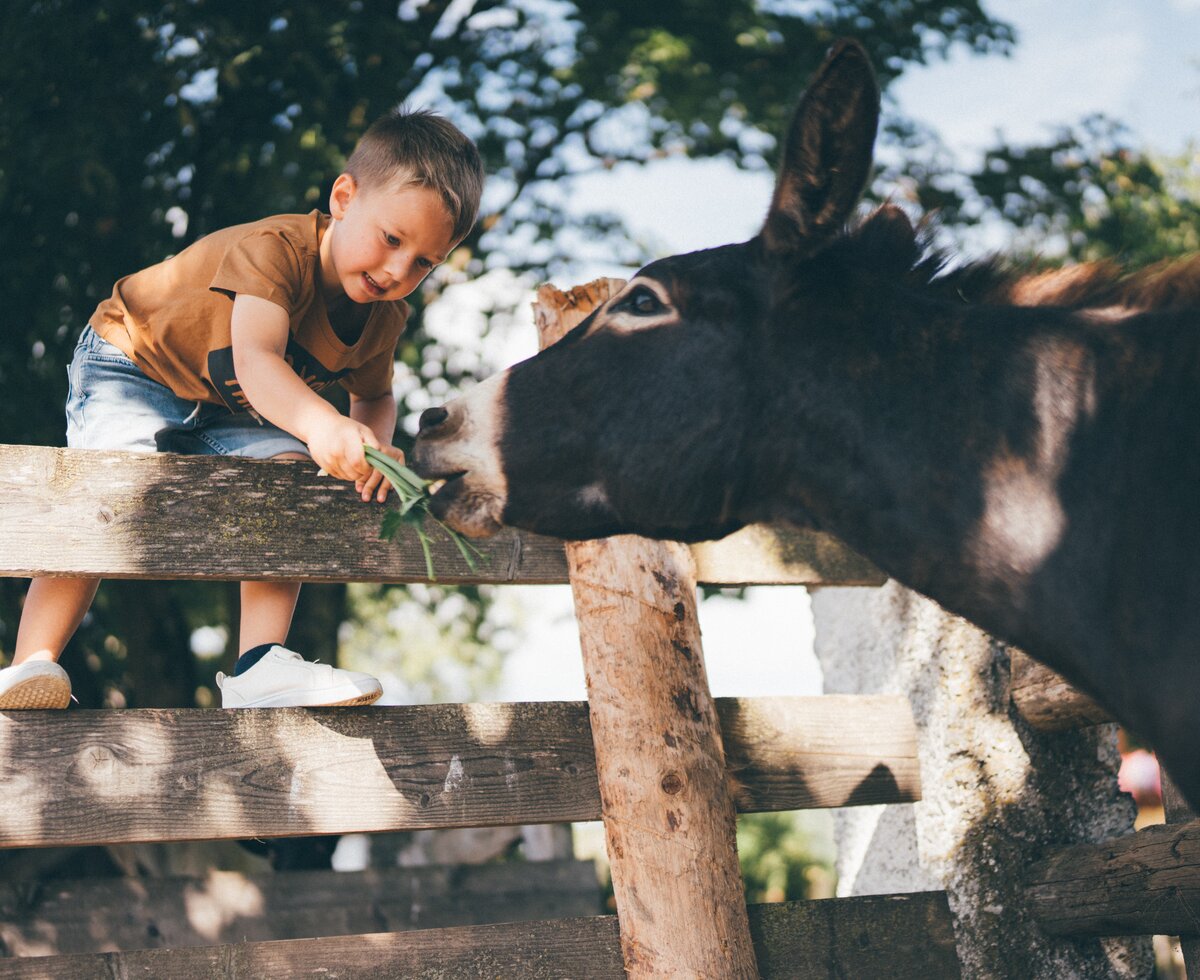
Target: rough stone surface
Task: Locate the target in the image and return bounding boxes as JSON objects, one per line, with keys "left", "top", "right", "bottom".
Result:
{"left": 811, "top": 581, "right": 1154, "bottom": 980}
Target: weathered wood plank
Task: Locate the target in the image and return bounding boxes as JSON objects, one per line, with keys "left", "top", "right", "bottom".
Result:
{"left": 1025, "top": 817, "right": 1200, "bottom": 936}
{"left": 0, "top": 893, "right": 960, "bottom": 978}
{"left": 0, "top": 860, "right": 600, "bottom": 956}
{"left": 0, "top": 444, "right": 883, "bottom": 586}
{"left": 0, "top": 696, "right": 918, "bottom": 849}
{"left": 720, "top": 695, "right": 922, "bottom": 811}
{"left": 748, "top": 892, "right": 961, "bottom": 979}
{"left": 1008, "top": 650, "right": 1111, "bottom": 732}
{"left": 1161, "top": 775, "right": 1200, "bottom": 973}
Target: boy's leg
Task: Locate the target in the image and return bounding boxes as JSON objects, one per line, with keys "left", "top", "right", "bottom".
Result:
{"left": 238, "top": 579, "right": 302, "bottom": 652}
{"left": 3, "top": 326, "right": 172, "bottom": 709}
{"left": 238, "top": 452, "right": 306, "bottom": 654}
{"left": 13, "top": 577, "right": 100, "bottom": 664}
{"left": 0, "top": 577, "right": 97, "bottom": 708}
{"left": 200, "top": 448, "right": 380, "bottom": 709}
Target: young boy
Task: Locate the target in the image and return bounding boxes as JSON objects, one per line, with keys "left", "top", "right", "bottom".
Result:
{"left": 0, "top": 108, "right": 484, "bottom": 710}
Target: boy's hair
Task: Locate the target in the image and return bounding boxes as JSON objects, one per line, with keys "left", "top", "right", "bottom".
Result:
{"left": 345, "top": 107, "right": 485, "bottom": 245}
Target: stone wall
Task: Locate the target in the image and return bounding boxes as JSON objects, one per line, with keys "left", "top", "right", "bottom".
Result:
{"left": 811, "top": 581, "right": 1153, "bottom": 979}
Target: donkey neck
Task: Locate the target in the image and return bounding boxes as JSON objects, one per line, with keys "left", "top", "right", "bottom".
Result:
{"left": 759, "top": 284, "right": 1127, "bottom": 649}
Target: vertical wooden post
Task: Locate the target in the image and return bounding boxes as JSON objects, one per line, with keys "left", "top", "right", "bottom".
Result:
{"left": 1163, "top": 773, "right": 1199, "bottom": 978}
{"left": 534, "top": 281, "right": 759, "bottom": 979}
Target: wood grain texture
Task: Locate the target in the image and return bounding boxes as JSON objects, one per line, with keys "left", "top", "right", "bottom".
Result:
{"left": 0, "top": 860, "right": 601, "bottom": 956}
{"left": 0, "top": 894, "right": 961, "bottom": 979}
{"left": 1162, "top": 774, "right": 1200, "bottom": 972}
{"left": 0, "top": 696, "right": 919, "bottom": 848}
{"left": 535, "top": 280, "right": 757, "bottom": 979}
{"left": 1026, "top": 817, "right": 1200, "bottom": 936}
{"left": 0, "top": 443, "right": 883, "bottom": 586}
{"left": 1008, "top": 650, "right": 1111, "bottom": 732}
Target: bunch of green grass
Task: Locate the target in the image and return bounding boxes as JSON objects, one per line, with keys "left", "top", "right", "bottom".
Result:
{"left": 363, "top": 445, "right": 483, "bottom": 580}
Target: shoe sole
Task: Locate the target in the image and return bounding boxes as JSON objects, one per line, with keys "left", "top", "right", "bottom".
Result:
{"left": 321, "top": 689, "right": 384, "bottom": 708}
{"left": 0, "top": 675, "right": 71, "bottom": 710}
{"left": 225, "top": 688, "right": 384, "bottom": 709}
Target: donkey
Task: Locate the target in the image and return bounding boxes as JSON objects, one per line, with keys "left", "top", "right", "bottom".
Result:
{"left": 412, "top": 39, "right": 1200, "bottom": 808}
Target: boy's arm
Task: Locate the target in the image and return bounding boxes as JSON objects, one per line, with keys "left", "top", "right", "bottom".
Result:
{"left": 350, "top": 391, "right": 402, "bottom": 503}
{"left": 231, "top": 293, "right": 381, "bottom": 483}
{"left": 349, "top": 390, "right": 398, "bottom": 446}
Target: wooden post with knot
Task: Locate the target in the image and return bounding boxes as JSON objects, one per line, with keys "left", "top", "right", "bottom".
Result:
{"left": 533, "top": 279, "right": 759, "bottom": 979}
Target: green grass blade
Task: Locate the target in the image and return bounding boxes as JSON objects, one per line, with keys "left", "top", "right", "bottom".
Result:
{"left": 363, "top": 445, "right": 428, "bottom": 496}
{"left": 433, "top": 516, "right": 485, "bottom": 571}
{"left": 363, "top": 444, "right": 482, "bottom": 581}
{"left": 415, "top": 523, "right": 436, "bottom": 581}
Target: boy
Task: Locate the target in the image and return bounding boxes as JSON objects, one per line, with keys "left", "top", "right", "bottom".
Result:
{"left": 0, "top": 108, "right": 484, "bottom": 710}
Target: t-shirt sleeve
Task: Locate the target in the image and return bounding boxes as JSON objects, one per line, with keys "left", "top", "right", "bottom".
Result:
{"left": 209, "top": 228, "right": 305, "bottom": 311}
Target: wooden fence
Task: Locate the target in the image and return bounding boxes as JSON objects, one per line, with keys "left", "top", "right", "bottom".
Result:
{"left": 1, "top": 438, "right": 1196, "bottom": 977}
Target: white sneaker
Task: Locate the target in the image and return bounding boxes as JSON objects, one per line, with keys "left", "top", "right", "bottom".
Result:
{"left": 0, "top": 660, "right": 72, "bottom": 709}
{"left": 216, "top": 646, "right": 382, "bottom": 708}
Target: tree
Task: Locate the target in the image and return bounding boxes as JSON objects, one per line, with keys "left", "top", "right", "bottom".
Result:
{"left": 963, "top": 117, "right": 1200, "bottom": 265}
{"left": 875, "top": 110, "right": 1200, "bottom": 268}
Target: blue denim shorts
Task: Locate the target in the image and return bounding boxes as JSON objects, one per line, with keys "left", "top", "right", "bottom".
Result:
{"left": 66, "top": 325, "right": 310, "bottom": 459}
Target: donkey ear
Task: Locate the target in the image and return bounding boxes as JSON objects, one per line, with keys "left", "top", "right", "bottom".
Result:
{"left": 761, "top": 39, "right": 880, "bottom": 258}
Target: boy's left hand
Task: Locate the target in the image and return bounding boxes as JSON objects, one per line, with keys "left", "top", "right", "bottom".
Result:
{"left": 358, "top": 445, "right": 406, "bottom": 503}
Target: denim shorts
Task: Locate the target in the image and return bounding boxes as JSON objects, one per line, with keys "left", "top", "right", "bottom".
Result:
{"left": 66, "top": 325, "right": 310, "bottom": 459}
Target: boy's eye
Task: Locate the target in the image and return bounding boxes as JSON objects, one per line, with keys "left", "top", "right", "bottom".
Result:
{"left": 384, "top": 233, "right": 400, "bottom": 246}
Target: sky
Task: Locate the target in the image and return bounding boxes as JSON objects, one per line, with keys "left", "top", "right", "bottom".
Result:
{"left": 565, "top": 0, "right": 1200, "bottom": 264}
{"left": 406, "top": 0, "right": 1200, "bottom": 708}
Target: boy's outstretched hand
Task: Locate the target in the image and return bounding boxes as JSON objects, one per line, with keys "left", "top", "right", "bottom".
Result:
{"left": 305, "top": 413, "right": 399, "bottom": 500}
{"left": 356, "top": 444, "right": 406, "bottom": 503}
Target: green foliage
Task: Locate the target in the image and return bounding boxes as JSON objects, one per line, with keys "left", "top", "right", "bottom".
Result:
{"left": 895, "top": 115, "right": 1200, "bottom": 267}
{"left": 339, "top": 583, "right": 511, "bottom": 703}
{"left": 364, "top": 445, "right": 484, "bottom": 579}
{"left": 737, "top": 811, "right": 836, "bottom": 903}
{"left": 961, "top": 117, "right": 1200, "bottom": 264}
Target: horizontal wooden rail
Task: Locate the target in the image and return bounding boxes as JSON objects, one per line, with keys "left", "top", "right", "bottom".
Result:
{"left": 0, "top": 860, "right": 600, "bottom": 956}
{"left": 1009, "top": 650, "right": 1111, "bottom": 732}
{"left": 0, "top": 893, "right": 960, "bottom": 978}
{"left": 1026, "top": 818, "right": 1200, "bottom": 936}
{"left": 0, "top": 444, "right": 884, "bottom": 587}
{"left": 0, "top": 696, "right": 919, "bottom": 849}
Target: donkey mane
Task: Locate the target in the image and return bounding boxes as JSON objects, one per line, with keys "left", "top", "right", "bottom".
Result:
{"left": 838, "top": 204, "right": 1200, "bottom": 314}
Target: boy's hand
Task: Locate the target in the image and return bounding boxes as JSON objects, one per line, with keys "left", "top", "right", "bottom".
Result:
{"left": 305, "top": 415, "right": 381, "bottom": 484}
{"left": 356, "top": 444, "right": 406, "bottom": 503}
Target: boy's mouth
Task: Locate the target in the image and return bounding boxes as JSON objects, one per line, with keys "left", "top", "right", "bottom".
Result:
{"left": 362, "top": 272, "right": 386, "bottom": 297}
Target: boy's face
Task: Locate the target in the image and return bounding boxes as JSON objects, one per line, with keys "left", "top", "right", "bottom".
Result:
{"left": 321, "top": 174, "right": 457, "bottom": 305}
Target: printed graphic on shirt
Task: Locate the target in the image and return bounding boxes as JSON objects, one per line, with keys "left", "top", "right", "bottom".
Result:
{"left": 208, "top": 339, "right": 353, "bottom": 419}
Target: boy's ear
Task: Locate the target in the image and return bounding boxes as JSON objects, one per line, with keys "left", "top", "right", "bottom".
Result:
{"left": 329, "top": 173, "right": 358, "bottom": 219}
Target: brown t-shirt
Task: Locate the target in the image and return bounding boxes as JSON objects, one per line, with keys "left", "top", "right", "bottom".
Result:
{"left": 90, "top": 211, "right": 408, "bottom": 414}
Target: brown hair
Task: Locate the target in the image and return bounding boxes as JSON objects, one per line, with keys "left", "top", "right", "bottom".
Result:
{"left": 345, "top": 107, "right": 484, "bottom": 245}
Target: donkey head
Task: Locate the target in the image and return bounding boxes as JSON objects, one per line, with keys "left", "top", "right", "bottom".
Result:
{"left": 412, "top": 39, "right": 880, "bottom": 540}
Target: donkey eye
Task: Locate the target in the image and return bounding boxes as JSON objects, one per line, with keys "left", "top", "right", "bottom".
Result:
{"left": 627, "top": 288, "right": 665, "bottom": 316}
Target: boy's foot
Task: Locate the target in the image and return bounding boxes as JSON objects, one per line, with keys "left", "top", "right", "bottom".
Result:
{"left": 215, "top": 646, "right": 382, "bottom": 708}
{"left": 0, "top": 661, "right": 72, "bottom": 709}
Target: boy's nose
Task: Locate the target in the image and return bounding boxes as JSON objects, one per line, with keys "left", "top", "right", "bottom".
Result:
{"left": 385, "top": 253, "right": 415, "bottom": 281}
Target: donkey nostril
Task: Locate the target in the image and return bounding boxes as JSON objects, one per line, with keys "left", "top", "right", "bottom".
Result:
{"left": 418, "top": 406, "right": 450, "bottom": 433}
